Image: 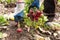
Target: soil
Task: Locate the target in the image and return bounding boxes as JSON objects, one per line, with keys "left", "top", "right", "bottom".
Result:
{"left": 1, "top": 21, "right": 56, "bottom": 40}
{"left": 1, "top": 21, "right": 34, "bottom": 40}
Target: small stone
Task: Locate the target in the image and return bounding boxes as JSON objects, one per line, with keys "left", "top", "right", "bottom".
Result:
{"left": 53, "top": 33, "right": 58, "bottom": 37}
{"left": 0, "top": 26, "right": 7, "bottom": 29}
{"left": 34, "top": 34, "right": 45, "bottom": 40}
{"left": 2, "top": 38, "right": 5, "bottom": 40}
{"left": 6, "top": 28, "right": 10, "bottom": 30}
{"left": 45, "top": 37, "right": 51, "bottom": 40}
{"left": 57, "top": 31, "right": 60, "bottom": 34}
{"left": 3, "top": 26, "right": 7, "bottom": 29}
{"left": 3, "top": 33, "right": 8, "bottom": 38}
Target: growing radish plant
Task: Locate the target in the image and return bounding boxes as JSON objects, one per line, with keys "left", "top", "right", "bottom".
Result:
{"left": 24, "top": 0, "right": 48, "bottom": 29}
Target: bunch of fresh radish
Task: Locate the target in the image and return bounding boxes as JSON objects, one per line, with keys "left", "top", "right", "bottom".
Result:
{"left": 27, "top": 9, "right": 42, "bottom": 21}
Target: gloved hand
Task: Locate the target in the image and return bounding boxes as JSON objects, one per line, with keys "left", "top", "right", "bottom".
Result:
{"left": 28, "top": 0, "right": 39, "bottom": 12}
{"left": 31, "top": 0, "right": 39, "bottom": 8}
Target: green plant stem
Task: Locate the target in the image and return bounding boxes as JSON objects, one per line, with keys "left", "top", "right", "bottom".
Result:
{"left": 18, "top": 21, "right": 20, "bottom": 28}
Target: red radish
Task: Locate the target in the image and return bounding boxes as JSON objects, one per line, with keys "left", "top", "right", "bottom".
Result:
{"left": 27, "top": 14, "right": 30, "bottom": 17}
{"left": 31, "top": 18, "right": 34, "bottom": 21}
{"left": 30, "top": 15, "right": 34, "bottom": 21}
{"left": 29, "top": 9, "right": 33, "bottom": 14}
{"left": 32, "top": 13, "right": 35, "bottom": 17}
{"left": 30, "top": 13, "right": 35, "bottom": 21}
{"left": 28, "top": 9, "right": 42, "bottom": 21}
{"left": 36, "top": 10, "right": 41, "bottom": 13}
{"left": 36, "top": 13, "right": 41, "bottom": 17}
{"left": 35, "top": 16, "right": 38, "bottom": 21}
{"left": 17, "top": 28, "right": 22, "bottom": 33}
{"left": 36, "top": 10, "right": 42, "bottom": 17}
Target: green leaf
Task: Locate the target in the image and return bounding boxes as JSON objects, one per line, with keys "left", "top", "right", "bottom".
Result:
{"left": 40, "top": 3, "right": 44, "bottom": 10}
{"left": 6, "top": 0, "right": 11, "bottom": 4}
{"left": 0, "top": 15, "right": 8, "bottom": 25}
{"left": 58, "top": 0, "right": 60, "bottom": 2}
{"left": 0, "top": 0, "right": 2, "bottom": 2}
{"left": 0, "top": 32, "right": 3, "bottom": 38}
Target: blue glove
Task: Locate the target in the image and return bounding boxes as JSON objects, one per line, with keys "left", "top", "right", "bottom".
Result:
{"left": 14, "top": 10, "right": 24, "bottom": 22}
{"left": 31, "top": 0, "right": 39, "bottom": 8}
{"left": 28, "top": 0, "right": 39, "bottom": 12}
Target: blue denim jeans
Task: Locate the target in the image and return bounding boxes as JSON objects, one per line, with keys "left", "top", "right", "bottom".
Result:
{"left": 14, "top": 10, "right": 24, "bottom": 22}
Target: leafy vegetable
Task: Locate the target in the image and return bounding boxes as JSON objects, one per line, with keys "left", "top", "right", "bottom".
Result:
{"left": 58, "top": 0, "right": 60, "bottom": 2}
{"left": 0, "top": 0, "right": 16, "bottom": 4}
{"left": 0, "top": 15, "right": 8, "bottom": 26}
{"left": 39, "top": 3, "right": 44, "bottom": 11}
{"left": 6, "top": 0, "right": 11, "bottom": 4}
{"left": 0, "top": 32, "right": 3, "bottom": 38}
{"left": 24, "top": 0, "right": 48, "bottom": 29}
